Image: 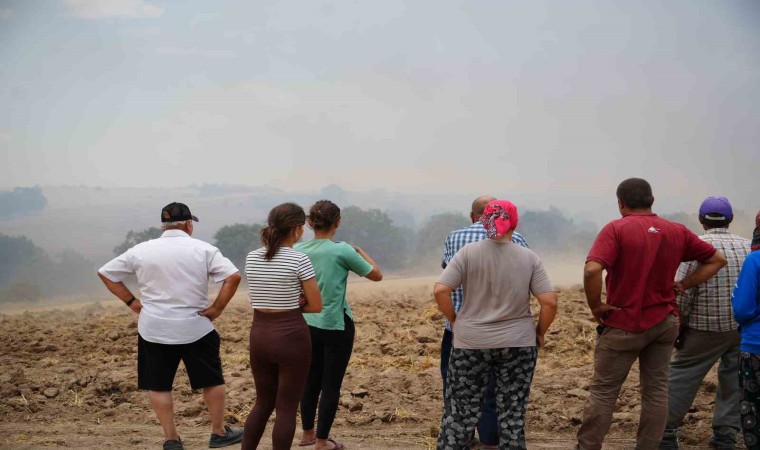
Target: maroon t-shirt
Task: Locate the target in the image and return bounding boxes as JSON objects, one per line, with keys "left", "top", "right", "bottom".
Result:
{"left": 587, "top": 213, "right": 716, "bottom": 332}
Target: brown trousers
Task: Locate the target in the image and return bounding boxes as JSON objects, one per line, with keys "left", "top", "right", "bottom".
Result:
{"left": 242, "top": 310, "right": 312, "bottom": 450}
{"left": 577, "top": 314, "right": 679, "bottom": 450}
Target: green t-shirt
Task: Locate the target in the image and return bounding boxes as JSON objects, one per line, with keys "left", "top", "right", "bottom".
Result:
{"left": 294, "top": 239, "right": 373, "bottom": 330}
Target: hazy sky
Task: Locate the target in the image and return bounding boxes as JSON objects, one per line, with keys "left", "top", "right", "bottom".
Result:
{"left": 1, "top": 0, "right": 758, "bottom": 210}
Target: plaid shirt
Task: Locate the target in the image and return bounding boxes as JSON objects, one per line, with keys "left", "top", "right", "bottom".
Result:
{"left": 677, "top": 228, "right": 751, "bottom": 332}
{"left": 441, "top": 222, "right": 529, "bottom": 331}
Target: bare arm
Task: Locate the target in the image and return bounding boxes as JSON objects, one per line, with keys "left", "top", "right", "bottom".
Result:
{"left": 584, "top": 261, "right": 619, "bottom": 324}
{"left": 97, "top": 272, "right": 142, "bottom": 314}
{"left": 674, "top": 251, "right": 728, "bottom": 294}
{"left": 535, "top": 291, "right": 558, "bottom": 348}
{"left": 434, "top": 282, "right": 456, "bottom": 326}
{"left": 354, "top": 246, "right": 383, "bottom": 281}
{"left": 300, "top": 277, "right": 323, "bottom": 313}
{"left": 199, "top": 272, "right": 242, "bottom": 321}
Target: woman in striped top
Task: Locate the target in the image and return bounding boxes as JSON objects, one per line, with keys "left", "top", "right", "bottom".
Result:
{"left": 241, "top": 203, "right": 323, "bottom": 450}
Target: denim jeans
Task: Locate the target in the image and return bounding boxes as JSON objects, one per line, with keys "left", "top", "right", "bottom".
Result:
{"left": 441, "top": 329, "right": 498, "bottom": 446}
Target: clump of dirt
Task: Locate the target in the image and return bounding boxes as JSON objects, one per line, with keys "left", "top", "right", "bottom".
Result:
{"left": 0, "top": 282, "right": 722, "bottom": 448}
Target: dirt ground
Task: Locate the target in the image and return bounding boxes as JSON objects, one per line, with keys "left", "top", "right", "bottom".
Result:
{"left": 0, "top": 277, "right": 725, "bottom": 449}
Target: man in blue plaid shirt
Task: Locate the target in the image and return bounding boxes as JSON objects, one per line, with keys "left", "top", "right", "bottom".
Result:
{"left": 439, "top": 195, "right": 529, "bottom": 449}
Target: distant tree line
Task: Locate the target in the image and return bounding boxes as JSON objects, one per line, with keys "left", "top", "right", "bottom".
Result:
{"left": 9, "top": 202, "right": 746, "bottom": 303}
{"left": 0, "top": 186, "right": 47, "bottom": 219}
{"left": 110, "top": 206, "right": 602, "bottom": 275}
{"left": 0, "top": 234, "right": 99, "bottom": 303}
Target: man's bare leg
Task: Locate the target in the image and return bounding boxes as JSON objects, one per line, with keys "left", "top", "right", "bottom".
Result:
{"left": 203, "top": 384, "right": 227, "bottom": 435}
{"left": 149, "top": 391, "right": 179, "bottom": 441}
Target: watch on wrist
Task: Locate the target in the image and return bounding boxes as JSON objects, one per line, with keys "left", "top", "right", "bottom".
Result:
{"left": 126, "top": 297, "right": 136, "bottom": 307}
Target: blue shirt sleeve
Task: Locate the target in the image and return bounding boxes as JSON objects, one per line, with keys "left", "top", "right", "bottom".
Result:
{"left": 733, "top": 253, "right": 760, "bottom": 326}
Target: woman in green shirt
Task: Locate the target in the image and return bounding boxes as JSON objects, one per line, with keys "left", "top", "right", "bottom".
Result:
{"left": 296, "top": 200, "right": 383, "bottom": 450}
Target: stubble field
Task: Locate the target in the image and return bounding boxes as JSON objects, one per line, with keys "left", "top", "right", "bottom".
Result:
{"left": 0, "top": 277, "right": 722, "bottom": 449}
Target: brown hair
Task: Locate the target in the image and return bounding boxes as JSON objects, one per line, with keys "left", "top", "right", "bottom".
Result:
{"left": 260, "top": 202, "right": 306, "bottom": 260}
{"left": 307, "top": 200, "right": 341, "bottom": 231}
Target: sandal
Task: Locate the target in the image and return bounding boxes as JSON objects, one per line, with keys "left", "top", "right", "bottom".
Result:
{"left": 326, "top": 437, "right": 345, "bottom": 449}
{"left": 298, "top": 437, "right": 317, "bottom": 446}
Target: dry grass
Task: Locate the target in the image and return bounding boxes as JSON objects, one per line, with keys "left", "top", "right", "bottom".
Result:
{"left": 67, "top": 389, "right": 84, "bottom": 408}
{"left": 225, "top": 404, "right": 252, "bottom": 425}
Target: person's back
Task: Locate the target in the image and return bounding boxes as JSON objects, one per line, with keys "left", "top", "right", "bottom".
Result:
{"left": 453, "top": 239, "right": 550, "bottom": 349}
{"left": 294, "top": 239, "right": 369, "bottom": 329}
{"left": 595, "top": 213, "right": 715, "bottom": 332}
{"left": 294, "top": 200, "right": 382, "bottom": 450}
{"left": 97, "top": 202, "right": 244, "bottom": 450}
{"left": 132, "top": 234, "right": 220, "bottom": 316}
{"left": 435, "top": 200, "right": 558, "bottom": 449}
{"left": 660, "top": 197, "right": 749, "bottom": 449}
{"left": 577, "top": 179, "right": 726, "bottom": 450}
{"left": 245, "top": 246, "right": 313, "bottom": 310}
{"left": 682, "top": 228, "right": 750, "bottom": 331}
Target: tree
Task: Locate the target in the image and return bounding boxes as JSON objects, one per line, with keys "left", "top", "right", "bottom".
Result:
{"left": 334, "top": 206, "right": 409, "bottom": 269}
{"left": 0, "top": 233, "right": 47, "bottom": 287}
{"left": 113, "top": 227, "right": 163, "bottom": 255}
{"left": 415, "top": 212, "right": 470, "bottom": 265}
{"left": 213, "top": 223, "right": 264, "bottom": 270}
{"left": 518, "top": 207, "right": 597, "bottom": 254}
{"left": 0, "top": 186, "right": 47, "bottom": 219}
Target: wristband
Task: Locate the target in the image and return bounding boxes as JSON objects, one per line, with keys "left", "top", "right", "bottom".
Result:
{"left": 126, "top": 297, "right": 136, "bottom": 307}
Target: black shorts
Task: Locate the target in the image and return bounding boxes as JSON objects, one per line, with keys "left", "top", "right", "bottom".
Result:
{"left": 137, "top": 330, "right": 225, "bottom": 391}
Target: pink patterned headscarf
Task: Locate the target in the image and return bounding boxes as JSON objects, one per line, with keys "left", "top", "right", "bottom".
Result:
{"left": 480, "top": 200, "right": 519, "bottom": 240}
{"left": 752, "top": 210, "right": 760, "bottom": 253}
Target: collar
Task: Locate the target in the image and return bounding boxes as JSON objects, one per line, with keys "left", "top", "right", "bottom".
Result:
{"left": 623, "top": 212, "right": 657, "bottom": 217}
{"left": 705, "top": 228, "right": 730, "bottom": 235}
{"left": 161, "top": 230, "right": 190, "bottom": 238}
{"left": 468, "top": 222, "right": 485, "bottom": 229}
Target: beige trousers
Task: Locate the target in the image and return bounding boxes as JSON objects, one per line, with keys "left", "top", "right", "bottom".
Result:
{"left": 577, "top": 314, "right": 679, "bottom": 450}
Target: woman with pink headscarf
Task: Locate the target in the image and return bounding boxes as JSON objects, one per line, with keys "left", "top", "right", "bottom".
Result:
{"left": 434, "top": 200, "right": 558, "bottom": 449}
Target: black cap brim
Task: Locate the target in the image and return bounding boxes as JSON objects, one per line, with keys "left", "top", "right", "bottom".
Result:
{"left": 191, "top": 215, "right": 199, "bottom": 222}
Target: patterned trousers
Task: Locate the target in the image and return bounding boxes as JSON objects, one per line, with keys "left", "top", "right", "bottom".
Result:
{"left": 437, "top": 346, "right": 537, "bottom": 450}
{"left": 740, "top": 352, "right": 760, "bottom": 449}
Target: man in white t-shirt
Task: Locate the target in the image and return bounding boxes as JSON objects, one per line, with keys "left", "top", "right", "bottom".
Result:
{"left": 98, "top": 202, "right": 243, "bottom": 450}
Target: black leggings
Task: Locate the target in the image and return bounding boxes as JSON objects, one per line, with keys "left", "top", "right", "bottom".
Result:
{"left": 300, "top": 313, "right": 355, "bottom": 439}
{"left": 242, "top": 309, "right": 311, "bottom": 450}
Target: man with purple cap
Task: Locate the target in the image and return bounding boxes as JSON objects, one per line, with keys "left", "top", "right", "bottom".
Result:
{"left": 659, "top": 197, "right": 751, "bottom": 449}
{"left": 98, "top": 202, "right": 244, "bottom": 450}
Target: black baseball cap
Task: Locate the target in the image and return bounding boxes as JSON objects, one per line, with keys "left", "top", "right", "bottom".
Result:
{"left": 161, "top": 202, "right": 199, "bottom": 223}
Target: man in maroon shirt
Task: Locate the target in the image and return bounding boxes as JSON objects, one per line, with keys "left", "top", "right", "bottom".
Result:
{"left": 576, "top": 178, "right": 727, "bottom": 450}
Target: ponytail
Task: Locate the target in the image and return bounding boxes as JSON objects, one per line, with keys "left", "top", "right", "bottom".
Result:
{"left": 260, "top": 202, "right": 306, "bottom": 260}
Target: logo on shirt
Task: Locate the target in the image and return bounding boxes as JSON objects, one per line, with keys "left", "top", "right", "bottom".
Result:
{"left": 648, "top": 226, "right": 660, "bottom": 234}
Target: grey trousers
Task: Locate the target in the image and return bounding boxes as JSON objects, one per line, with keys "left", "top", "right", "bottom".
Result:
{"left": 659, "top": 328, "right": 741, "bottom": 449}
{"left": 577, "top": 314, "right": 679, "bottom": 450}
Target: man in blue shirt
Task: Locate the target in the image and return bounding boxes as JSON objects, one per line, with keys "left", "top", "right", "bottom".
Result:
{"left": 440, "top": 195, "right": 529, "bottom": 449}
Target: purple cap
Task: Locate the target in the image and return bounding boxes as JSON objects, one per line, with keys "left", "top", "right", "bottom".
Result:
{"left": 699, "top": 196, "right": 733, "bottom": 221}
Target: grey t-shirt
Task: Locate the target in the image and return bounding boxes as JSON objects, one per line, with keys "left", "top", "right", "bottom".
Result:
{"left": 437, "top": 239, "right": 555, "bottom": 349}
